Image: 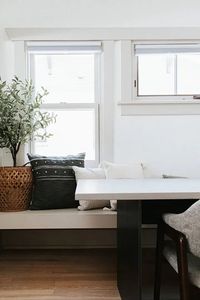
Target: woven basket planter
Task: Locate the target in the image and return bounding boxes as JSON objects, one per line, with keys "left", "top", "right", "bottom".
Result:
{"left": 0, "top": 167, "right": 33, "bottom": 212}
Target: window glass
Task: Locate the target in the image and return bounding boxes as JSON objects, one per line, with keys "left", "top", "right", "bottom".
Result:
{"left": 34, "top": 109, "right": 96, "bottom": 160}
{"left": 177, "top": 54, "right": 200, "bottom": 95}
{"left": 34, "top": 54, "right": 95, "bottom": 103}
{"left": 136, "top": 44, "right": 200, "bottom": 97}
{"left": 138, "top": 55, "right": 175, "bottom": 96}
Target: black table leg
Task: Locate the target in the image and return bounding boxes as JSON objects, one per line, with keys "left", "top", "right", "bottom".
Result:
{"left": 117, "top": 200, "right": 142, "bottom": 300}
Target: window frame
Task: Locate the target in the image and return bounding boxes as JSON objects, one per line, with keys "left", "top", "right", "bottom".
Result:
{"left": 26, "top": 42, "right": 101, "bottom": 167}
{"left": 132, "top": 41, "right": 200, "bottom": 102}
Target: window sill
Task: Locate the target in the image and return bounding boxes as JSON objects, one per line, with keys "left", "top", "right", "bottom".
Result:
{"left": 118, "top": 100, "right": 200, "bottom": 115}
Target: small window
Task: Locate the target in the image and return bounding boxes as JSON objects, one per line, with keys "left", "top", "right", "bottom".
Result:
{"left": 134, "top": 43, "right": 200, "bottom": 99}
{"left": 27, "top": 42, "right": 101, "bottom": 166}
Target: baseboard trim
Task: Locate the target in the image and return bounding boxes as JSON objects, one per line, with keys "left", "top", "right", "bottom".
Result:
{"left": 1, "top": 228, "right": 156, "bottom": 249}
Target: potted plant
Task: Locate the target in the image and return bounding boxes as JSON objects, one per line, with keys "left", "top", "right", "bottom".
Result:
{"left": 0, "top": 76, "right": 55, "bottom": 211}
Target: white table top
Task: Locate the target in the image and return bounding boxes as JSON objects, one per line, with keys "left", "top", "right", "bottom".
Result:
{"left": 75, "top": 178, "right": 200, "bottom": 201}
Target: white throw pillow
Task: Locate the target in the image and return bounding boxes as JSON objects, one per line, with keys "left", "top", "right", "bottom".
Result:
{"left": 100, "top": 161, "right": 144, "bottom": 210}
{"left": 72, "top": 166, "right": 110, "bottom": 210}
{"left": 100, "top": 161, "right": 144, "bottom": 179}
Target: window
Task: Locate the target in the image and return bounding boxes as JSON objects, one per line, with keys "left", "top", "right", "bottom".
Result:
{"left": 27, "top": 42, "right": 101, "bottom": 166}
{"left": 134, "top": 43, "right": 200, "bottom": 99}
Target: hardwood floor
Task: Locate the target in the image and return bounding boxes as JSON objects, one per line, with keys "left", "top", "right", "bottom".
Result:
{"left": 0, "top": 249, "right": 120, "bottom": 300}
{"left": 0, "top": 248, "right": 187, "bottom": 300}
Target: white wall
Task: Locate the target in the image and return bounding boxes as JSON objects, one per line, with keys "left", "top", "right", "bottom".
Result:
{"left": 114, "top": 112, "right": 200, "bottom": 176}
{"left": 1, "top": 0, "right": 200, "bottom": 28}
{"left": 0, "top": 0, "right": 200, "bottom": 170}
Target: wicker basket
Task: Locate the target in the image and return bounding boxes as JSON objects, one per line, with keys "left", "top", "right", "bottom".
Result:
{"left": 0, "top": 167, "right": 33, "bottom": 212}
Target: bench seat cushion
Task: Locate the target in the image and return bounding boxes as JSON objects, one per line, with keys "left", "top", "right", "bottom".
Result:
{"left": 0, "top": 209, "right": 117, "bottom": 230}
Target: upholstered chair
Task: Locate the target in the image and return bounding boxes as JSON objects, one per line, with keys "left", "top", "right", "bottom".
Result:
{"left": 154, "top": 200, "right": 200, "bottom": 300}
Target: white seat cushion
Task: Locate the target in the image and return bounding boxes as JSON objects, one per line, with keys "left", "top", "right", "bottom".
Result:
{"left": 0, "top": 208, "right": 117, "bottom": 229}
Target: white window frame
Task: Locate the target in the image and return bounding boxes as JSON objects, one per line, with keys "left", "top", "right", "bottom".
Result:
{"left": 26, "top": 41, "right": 101, "bottom": 167}
{"left": 132, "top": 41, "right": 200, "bottom": 103}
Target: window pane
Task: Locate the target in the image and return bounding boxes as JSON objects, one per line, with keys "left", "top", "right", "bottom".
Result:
{"left": 138, "top": 55, "right": 175, "bottom": 96}
{"left": 177, "top": 54, "right": 200, "bottom": 95}
{"left": 34, "top": 109, "right": 96, "bottom": 160}
{"left": 34, "top": 54, "right": 95, "bottom": 103}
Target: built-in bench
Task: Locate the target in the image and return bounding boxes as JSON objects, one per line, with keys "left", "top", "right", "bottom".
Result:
{"left": 0, "top": 198, "right": 195, "bottom": 231}
{"left": 0, "top": 203, "right": 195, "bottom": 250}
{"left": 0, "top": 208, "right": 165, "bottom": 249}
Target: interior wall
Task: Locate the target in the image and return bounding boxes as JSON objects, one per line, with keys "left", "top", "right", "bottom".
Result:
{"left": 114, "top": 111, "right": 200, "bottom": 176}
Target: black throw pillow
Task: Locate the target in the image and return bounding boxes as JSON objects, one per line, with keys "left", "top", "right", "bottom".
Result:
{"left": 27, "top": 153, "right": 85, "bottom": 210}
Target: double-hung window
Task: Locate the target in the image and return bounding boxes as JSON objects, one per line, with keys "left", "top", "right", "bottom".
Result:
{"left": 27, "top": 42, "right": 101, "bottom": 166}
{"left": 133, "top": 43, "right": 200, "bottom": 100}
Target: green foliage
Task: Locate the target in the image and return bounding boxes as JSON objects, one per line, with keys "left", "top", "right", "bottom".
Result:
{"left": 0, "top": 76, "right": 56, "bottom": 166}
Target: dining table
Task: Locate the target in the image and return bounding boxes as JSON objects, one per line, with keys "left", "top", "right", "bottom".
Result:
{"left": 75, "top": 178, "right": 200, "bottom": 300}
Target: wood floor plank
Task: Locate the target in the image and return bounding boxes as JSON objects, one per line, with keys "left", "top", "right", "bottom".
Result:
{"left": 0, "top": 249, "right": 120, "bottom": 300}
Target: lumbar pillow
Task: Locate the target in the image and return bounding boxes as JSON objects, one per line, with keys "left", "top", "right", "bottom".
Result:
{"left": 100, "top": 161, "right": 144, "bottom": 179}
{"left": 72, "top": 166, "right": 110, "bottom": 210}
{"left": 28, "top": 153, "right": 85, "bottom": 210}
{"left": 101, "top": 161, "right": 144, "bottom": 210}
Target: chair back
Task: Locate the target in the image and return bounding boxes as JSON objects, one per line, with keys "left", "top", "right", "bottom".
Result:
{"left": 163, "top": 200, "right": 200, "bottom": 257}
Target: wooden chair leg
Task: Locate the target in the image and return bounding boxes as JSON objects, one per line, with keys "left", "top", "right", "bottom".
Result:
{"left": 176, "top": 236, "right": 190, "bottom": 300}
{"left": 154, "top": 222, "right": 165, "bottom": 300}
